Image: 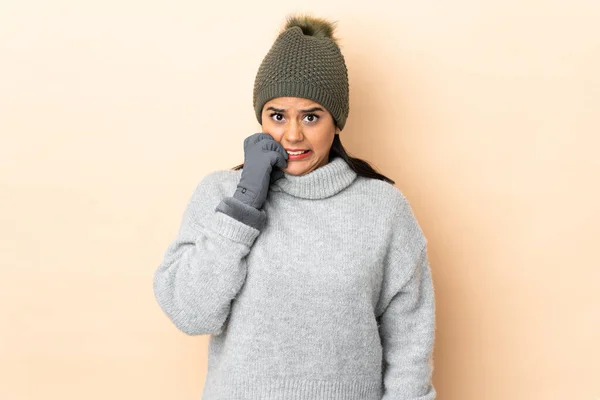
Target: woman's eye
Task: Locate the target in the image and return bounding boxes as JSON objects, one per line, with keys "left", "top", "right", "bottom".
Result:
{"left": 304, "top": 114, "right": 319, "bottom": 123}
{"left": 270, "top": 113, "right": 284, "bottom": 122}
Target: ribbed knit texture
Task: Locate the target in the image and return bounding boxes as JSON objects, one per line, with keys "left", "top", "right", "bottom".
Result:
{"left": 153, "top": 157, "right": 437, "bottom": 400}
{"left": 253, "top": 26, "right": 350, "bottom": 129}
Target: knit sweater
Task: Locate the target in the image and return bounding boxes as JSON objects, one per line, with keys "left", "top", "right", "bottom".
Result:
{"left": 153, "top": 156, "right": 436, "bottom": 400}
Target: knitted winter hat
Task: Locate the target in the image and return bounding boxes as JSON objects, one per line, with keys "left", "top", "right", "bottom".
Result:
{"left": 253, "top": 15, "right": 350, "bottom": 130}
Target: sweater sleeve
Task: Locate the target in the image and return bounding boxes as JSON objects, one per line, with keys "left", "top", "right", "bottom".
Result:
{"left": 378, "top": 245, "right": 436, "bottom": 399}
{"left": 376, "top": 195, "right": 436, "bottom": 400}
{"left": 214, "top": 196, "right": 266, "bottom": 231}
{"left": 153, "top": 172, "right": 266, "bottom": 336}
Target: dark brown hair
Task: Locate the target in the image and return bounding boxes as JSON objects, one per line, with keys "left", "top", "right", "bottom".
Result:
{"left": 231, "top": 134, "right": 395, "bottom": 184}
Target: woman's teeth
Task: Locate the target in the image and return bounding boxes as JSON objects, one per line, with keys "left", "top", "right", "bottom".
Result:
{"left": 287, "top": 150, "right": 310, "bottom": 155}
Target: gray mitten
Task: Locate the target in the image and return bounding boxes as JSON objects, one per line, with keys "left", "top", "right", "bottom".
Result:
{"left": 233, "top": 133, "right": 288, "bottom": 209}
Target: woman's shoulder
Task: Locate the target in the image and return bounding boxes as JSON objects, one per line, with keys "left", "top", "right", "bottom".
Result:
{"left": 353, "top": 175, "right": 411, "bottom": 211}
{"left": 353, "top": 176, "right": 426, "bottom": 244}
{"left": 188, "top": 168, "right": 241, "bottom": 203}
{"left": 199, "top": 167, "right": 241, "bottom": 188}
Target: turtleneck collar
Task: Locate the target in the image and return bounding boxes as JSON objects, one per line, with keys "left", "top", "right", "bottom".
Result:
{"left": 270, "top": 156, "right": 358, "bottom": 200}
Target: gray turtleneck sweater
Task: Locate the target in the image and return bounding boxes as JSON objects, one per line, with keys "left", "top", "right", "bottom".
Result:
{"left": 153, "top": 156, "right": 436, "bottom": 400}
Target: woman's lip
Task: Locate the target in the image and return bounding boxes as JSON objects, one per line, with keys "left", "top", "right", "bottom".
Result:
{"left": 287, "top": 150, "right": 312, "bottom": 159}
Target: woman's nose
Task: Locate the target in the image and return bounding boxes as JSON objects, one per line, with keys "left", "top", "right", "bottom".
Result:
{"left": 284, "top": 120, "right": 303, "bottom": 141}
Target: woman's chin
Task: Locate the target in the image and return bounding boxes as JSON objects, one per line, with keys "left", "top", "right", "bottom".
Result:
{"left": 282, "top": 164, "right": 310, "bottom": 176}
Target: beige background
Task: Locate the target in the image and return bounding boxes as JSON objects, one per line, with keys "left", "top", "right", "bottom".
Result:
{"left": 1, "top": 0, "right": 599, "bottom": 399}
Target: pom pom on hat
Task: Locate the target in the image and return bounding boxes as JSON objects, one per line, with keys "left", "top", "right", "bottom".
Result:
{"left": 282, "top": 14, "right": 339, "bottom": 44}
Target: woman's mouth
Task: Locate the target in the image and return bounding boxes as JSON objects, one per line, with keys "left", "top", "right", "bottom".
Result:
{"left": 286, "top": 149, "right": 312, "bottom": 160}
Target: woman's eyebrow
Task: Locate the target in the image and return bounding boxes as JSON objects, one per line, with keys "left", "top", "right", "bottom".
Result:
{"left": 300, "top": 107, "right": 324, "bottom": 113}
{"left": 266, "top": 106, "right": 324, "bottom": 113}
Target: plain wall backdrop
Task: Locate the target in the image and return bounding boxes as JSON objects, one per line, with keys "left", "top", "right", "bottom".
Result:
{"left": 1, "top": 1, "right": 599, "bottom": 399}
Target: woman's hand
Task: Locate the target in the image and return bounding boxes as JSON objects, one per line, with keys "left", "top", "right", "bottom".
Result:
{"left": 233, "top": 133, "right": 288, "bottom": 209}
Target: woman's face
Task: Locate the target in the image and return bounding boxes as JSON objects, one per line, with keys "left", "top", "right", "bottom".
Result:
{"left": 261, "top": 97, "right": 338, "bottom": 176}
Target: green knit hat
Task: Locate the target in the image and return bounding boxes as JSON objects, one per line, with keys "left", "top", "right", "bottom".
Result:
{"left": 253, "top": 15, "right": 350, "bottom": 130}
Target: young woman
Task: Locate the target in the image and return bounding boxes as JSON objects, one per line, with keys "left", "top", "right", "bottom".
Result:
{"left": 153, "top": 14, "right": 437, "bottom": 400}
